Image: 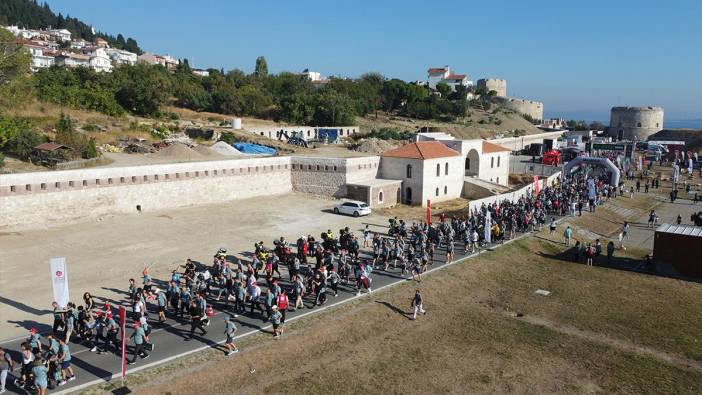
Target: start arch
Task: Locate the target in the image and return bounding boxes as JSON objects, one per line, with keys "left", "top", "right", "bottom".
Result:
{"left": 563, "top": 157, "right": 620, "bottom": 186}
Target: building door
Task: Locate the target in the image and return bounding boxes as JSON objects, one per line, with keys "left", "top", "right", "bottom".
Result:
{"left": 405, "top": 187, "right": 412, "bottom": 205}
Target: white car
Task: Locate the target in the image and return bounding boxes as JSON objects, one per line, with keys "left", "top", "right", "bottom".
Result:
{"left": 333, "top": 201, "right": 371, "bottom": 217}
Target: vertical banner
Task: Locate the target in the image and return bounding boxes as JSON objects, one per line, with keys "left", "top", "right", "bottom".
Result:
{"left": 426, "top": 199, "right": 431, "bottom": 225}
{"left": 484, "top": 210, "right": 492, "bottom": 244}
{"left": 120, "top": 306, "right": 127, "bottom": 379}
{"left": 533, "top": 175, "right": 540, "bottom": 194}
{"left": 49, "top": 257, "right": 69, "bottom": 308}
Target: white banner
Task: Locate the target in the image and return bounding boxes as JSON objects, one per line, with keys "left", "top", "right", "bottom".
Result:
{"left": 50, "top": 257, "right": 69, "bottom": 308}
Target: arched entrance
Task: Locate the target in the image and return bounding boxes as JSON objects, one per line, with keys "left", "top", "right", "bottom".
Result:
{"left": 405, "top": 187, "right": 413, "bottom": 205}
{"left": 563, "top": 157, "right": 621, "bottom": 186}
{"left": 465, "top": 149, "right": 480, "bottom": 176}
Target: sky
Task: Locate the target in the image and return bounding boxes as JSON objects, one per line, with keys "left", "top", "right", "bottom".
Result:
{"left": 44, "top": 0, "right": 702, "bottom": 122}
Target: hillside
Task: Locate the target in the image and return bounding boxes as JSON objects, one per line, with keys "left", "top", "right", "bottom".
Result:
{"left": 358, "top": 107, "right": 542, "bottom": 139}
{"left": 0, "top": 0, "right": 141, "bottom": 53}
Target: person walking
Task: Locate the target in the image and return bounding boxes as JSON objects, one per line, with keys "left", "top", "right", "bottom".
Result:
{"left": 156, "top": 288, "right": 167, "bottom": 323}
{"left": 410, "top": 289, "right": 426, "bottom": 320}
{"left": 127, "top": 322, "right": 149, "bottom": 364}
{"left": 549, "top": 218, "right": 556, "bottom": 234}
{"left": 622, "top": 222, "right": 630, "bottom": 240}
{"left": 186, "top": 300, "right": 207, "bottom": 340}
{"left": 563, "top": 226, "right": 572, "bottom": 246}
{"left": 32, "top": 359, "right": 48, "bottom": 395}
{"left": 607, "top": 241, "right": 615, "bottom": 262}
{"left": 0, "top": 347, "right": 14, "bottom": 394}
{"left": 270, "top": 305, "right": 283, "bottom": 338}
{"left": 223, "top": 315, "right": 239, "bottom": 356}
{"left": 57, "top": 338, "right": 75, "bottom": 384}
{"left": 585, "top": 243, "right": 595, "bottom": 266}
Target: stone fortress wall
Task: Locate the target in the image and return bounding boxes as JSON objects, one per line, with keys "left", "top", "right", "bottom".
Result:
{"left": 0, "top": 155, "right": 384, "bottom": 230}
{"left": 492, "top": 96, "right": 544, "bottom": 121}
{"left": 606, "top": 106, "right": 664, "bottom": 141}
{"left": 476, "top": 78, "right": 507, "bottom": 97}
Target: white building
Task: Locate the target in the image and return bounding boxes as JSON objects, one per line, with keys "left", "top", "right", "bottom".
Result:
{"left": 6, "top": 25, "right": 40, "bottom": 40}
{"left": 301, "top": 69, "right": 322, "bottom": 82}
{"left": 439, "top": 139, "right": 511, "bottom": 186}
{"left": 81, "top": 47, "right": 113, "bottom": 72}
{"left": 48, "top": 28, "right": 71, "bottom": 42}
{"left": 105, "top": 48, "right": 138, "bottom": 66}
{"left": 54, "top": 52, "right": 90, "bottom": 68}
{"left": 427, "top": 66, "right": 473, "bottom": 92}
{"left": 380, "top": 141, "right": 464, "bottom": 206}
{"left": 192, "top": 69, "right": 210, "bottom": 77}
{"left": 23, "top": 42, "right": 55, "bottom": 71}
{"left": 70, "top": 39, "right": 88, "bottom": 49}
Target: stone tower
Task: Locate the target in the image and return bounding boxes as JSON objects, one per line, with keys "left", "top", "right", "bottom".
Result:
{"left": 607, "top": 106, "right": 664, "bottom": 141}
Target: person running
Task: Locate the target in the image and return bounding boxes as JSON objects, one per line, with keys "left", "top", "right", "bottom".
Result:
{"left": 127, "top": 322, "right": 149, "bottom": 364}
{"left": 0, "top": 347, "right": 14, "bottom": 394}
{"left": 410, "top": 289, "right": 426, "bottom": 320}
{"left": 57, "top": 338, "right": 75, "bottom": 384}
{"left": 270, "top": 305, "right": 283, "bottom": 338}
{"left": 223, "top": 315, "right": 239, "bottom": 356}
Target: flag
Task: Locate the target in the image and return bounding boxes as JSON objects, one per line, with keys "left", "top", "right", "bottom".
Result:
{"left": 533, "top": 175, "right": 540, "bottom": 194}
{"left": 484, "top": 211, "right": 492, "bottom": 244}
{"left": 49, "top": 258, "right": 69, "bottom": 308}
{"left": 120, "top": 306, "right": 127, "bottom": 378}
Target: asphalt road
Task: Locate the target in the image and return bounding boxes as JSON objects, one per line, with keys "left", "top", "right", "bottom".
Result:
{"left": 0, "top": 224, "right": 544, "bottom": 395}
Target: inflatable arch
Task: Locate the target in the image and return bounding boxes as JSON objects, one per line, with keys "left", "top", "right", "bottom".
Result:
{"left": 563, "top": 157, "right": 620, "bottom": 186}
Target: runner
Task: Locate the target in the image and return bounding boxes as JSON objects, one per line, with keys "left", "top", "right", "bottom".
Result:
{"left": 223, "top": 315, "right": 239, "bottom": 356}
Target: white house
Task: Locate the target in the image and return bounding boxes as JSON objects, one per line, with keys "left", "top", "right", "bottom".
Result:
{"left": 54, "top": 52, "right": 90, "bottom": 68}
{"left": 70, "top": 39, "right": 88, "bottom": 49}
{"left": 138, "top": 52, "right": 165, "bottom": 66}
{"left": 81, "top": 47, "right": 113, "bottom": 72}
{"left": 192, "top": 69, "right": 210, "bottom": 77}
{"left": 23, "top": 42, "right": 55, "bottom": 71}
{"left": 105, "top": 48, "right": 138, "bottom": 66}
{"left": 380, "top": 141, "right": 464, "bottom": 206}
{"left": 439, "top": 139, "right": 511, "bottom": 186}
{"left": 301, "top": 69, "right": 322, "bottom": 82}
{"left": 6, "top": 25, "right": 40, "bottom": 40}
{"left": 48, "top": 28, "right": 71, "bottom": 42}
{"left": 427, "top": 66, "right": 473, "bottom": 92}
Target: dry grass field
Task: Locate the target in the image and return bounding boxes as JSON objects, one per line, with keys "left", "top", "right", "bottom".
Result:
{"left": 86, "top": 229, "right": 702, "bottom": 395}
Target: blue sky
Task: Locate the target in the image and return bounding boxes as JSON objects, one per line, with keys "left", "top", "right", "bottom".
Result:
{"left": 45, "top": 0, "right": 702, "bottom": 121}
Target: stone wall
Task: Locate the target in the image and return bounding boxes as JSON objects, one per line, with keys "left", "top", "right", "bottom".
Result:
{"left": 493, "top": 96, "right": 544, "bottom": 121}
{"left": 0, "top": 157, "right": 292, "bottom": 230}
{"left": 290, "top": 156, "right": 380, "bottom": 197}
{"left": 477, "top": 78, "right": 507, "bottom": 97}
{"left": 606, "top": 106, "right": 664, "bottom": 141}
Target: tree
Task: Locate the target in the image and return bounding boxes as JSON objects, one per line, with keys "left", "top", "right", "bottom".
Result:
{"left": 254, "top": 56, "right": 268, "bottom": 77}
{"left": 313, "top": 91, "right": 356, "bottom": 126}
{"left": 113, "top": 64, "right": 172, "bottom": 116}
{"left": 589, "top": 121, "right": 605, "bottom": 131}
{"left": 0, "top": 28, "right": 31, "bottom": 86}
{"left": 435, "top": 82, "right": 452, "bottom": 98}
{"left": 7, "top": 129, "right": 45, "bottom": 160}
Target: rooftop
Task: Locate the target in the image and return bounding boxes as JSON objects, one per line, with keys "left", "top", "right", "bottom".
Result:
{"left": 382, "top": 141, "right": 460, "bottom": 160}
{"left": 655, "top": 223, "right": 702, "bottom": 237}
{"left": 482, "top": 141, "right": 512, "bottom": 153}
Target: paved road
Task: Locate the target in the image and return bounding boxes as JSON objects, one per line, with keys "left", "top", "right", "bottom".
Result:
{"left": 1, "top": 223, "right": 523, "bottom": 394}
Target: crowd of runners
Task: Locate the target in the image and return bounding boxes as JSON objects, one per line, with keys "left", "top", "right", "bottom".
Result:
{"left": 1, "top": 166, "right": 666, "bottom": 394}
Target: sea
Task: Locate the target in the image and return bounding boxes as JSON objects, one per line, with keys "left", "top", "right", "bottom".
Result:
{"left": 663, "top": 119, "right": 702, "bottom": 130}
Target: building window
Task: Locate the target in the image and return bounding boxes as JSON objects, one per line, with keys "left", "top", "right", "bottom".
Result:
{"left": 55, "top": 182, "right": 61, "bottom": 189}
{"left": 108, "top": 178, "right": 113, "bottom": 185}
{"left": 41, "top": 183, "right": 46, "bottom": 190}
{"left": 10, "top": 185, "right": 16, "bottom": 192}
{"left": 120, "top": 177, "right": 125, "bottom": 183}
{"left": 82, "top": 180, "right": 88, "bottom": 187}
{"left": 406, "top": 164, "right": 412, "bottom": 179}
{"left": 491, "top": 157, "right": 494, "bottom": 168}
{"left": 497, "top": 156, "right": 501, "bottom": 167}
{"left": 637, "top": 122, "right": 642, "bottom": 127}
{"left": 496, "top": 177, "right": 500, "bottom": 184}
{"left": 95, "top": 179, "right": 101, "bottom": 185}
{"left": 144, "top": 175, "right": 149, "bottom": 181}
{"left": 333, "top": 166, "right": 337, "bottom": 171}
{"left": 26, "top": 184, "right": 32, "bottom": 191}
{"left": 435, "top": 187, "right": 439, "bottom": 196}
{"left": 436, "top": 163, "right": 440, "bottom": 177}
{"left": 444, "top": 186, "right": 448, "bottom": 195}
{"left": 309, "top": 165, "right": 313, "bottom": 170}
{"left": 379, "top": 191, "right": 384, "bottom": 202}
{"left": 445, "top": 162, "right": 449, "bottom": 175}
{"left": 69, "top": 181, "right": 74, "bottom": 187}
{"left": 165, "top": 174, "right": 170, "bottom": 180}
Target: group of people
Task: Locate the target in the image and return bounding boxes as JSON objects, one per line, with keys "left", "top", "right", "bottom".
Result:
{"left": 4, "top": 168, "right": 631, "bottom": 394}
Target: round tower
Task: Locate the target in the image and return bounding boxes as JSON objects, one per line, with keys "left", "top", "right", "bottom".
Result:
{"left": 477, "top": 78, "right": 507, "bottom": 97}
{"left": 607, "top": 106, "right": 664, "bottom": 141}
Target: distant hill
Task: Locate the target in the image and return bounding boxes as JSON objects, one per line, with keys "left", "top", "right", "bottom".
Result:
{"left": 0, "top": 0, "right": 142, "bottom": 54}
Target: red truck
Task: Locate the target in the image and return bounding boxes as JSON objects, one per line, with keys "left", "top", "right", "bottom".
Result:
{"left": 542, "top": 149, "right": 561, "bottom": 166}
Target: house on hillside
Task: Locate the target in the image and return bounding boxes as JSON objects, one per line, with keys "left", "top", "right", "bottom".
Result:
{"left": 47, "top": 28, "right": 71, "bottom": 42}
{"left": 192, "top": 68, "right": 210, "bottom": 77}
{"left": 427, "top": 66, "right": 473, "bottom": 92}
{"left": 81, "top": 47, "right": 113, "bottom": 72}
{"left": 380, "top": 141, "right": 464, "bottom": 206}
{"left": 20, "top": 40, "right": 55, "bottom": 71}
{"left": 54, "top": 52, "right": 90, "bottom": 68}
{"left": 106, "top": 48, "right": 138, "bottom": 66}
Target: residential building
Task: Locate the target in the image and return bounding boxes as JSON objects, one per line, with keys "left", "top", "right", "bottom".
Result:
{"left": 47, "top": 28, "right": 71, "bottom": 42}
{"left": 380, "top": 141, "right": 464, "bottom": 206}
{"left": 54, "top": 52, "right": 90, "bottom": 68}
{"left": 192, "top": 68, "right": 210, "bottom": 77}
{"left": 301, "top": 69, "right": 322, "bottom": 81}
{"left": 105, "top": 48, "right": 138, "bottom": 66}
{"left": 21, "top": 41, "right": 55, "bottom": 71}
{"left": 70, "top": 38, "right": 88, "bottom": 49}
{"left": 427, "top": 66, "right": 473, "bottom": 92}
{"left": 81, "top": 47, "right": 113, "bottom": 72}
{"left": 138, "top": 52, "right": 166, "bottom": 66}
{"left": 95, "top": 38, "right": 108, "bottom": 48}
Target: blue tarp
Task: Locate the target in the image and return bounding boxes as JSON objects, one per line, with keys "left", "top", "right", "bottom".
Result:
{"left": 232, "top": 143, "right": 277, "bottom": 155}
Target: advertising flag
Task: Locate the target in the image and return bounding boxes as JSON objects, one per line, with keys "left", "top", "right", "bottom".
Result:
{"left": 49, "top": 257, "right": 69, "bottom": 307}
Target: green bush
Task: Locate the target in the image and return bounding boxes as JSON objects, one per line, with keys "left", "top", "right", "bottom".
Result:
{"left": 7, "top": 129, "right": 45, "bottom": 159}
{"left": 0, "top": 152, "right": 5, "bottom": 168}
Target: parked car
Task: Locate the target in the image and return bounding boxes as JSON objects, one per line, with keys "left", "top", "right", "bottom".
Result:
{"left": 333, "top": 201, "right": 371, "bottom": 217}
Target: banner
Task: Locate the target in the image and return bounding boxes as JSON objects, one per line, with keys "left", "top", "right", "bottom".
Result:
{"left": 120, "top": 306, "right": 127, "bottom": 378}
{"left": 426, "top": 199, "right": 431, "bottom": 225}
{"left": 484, "top": 210, "right": 492, "bottom": 244}
{"left": 533, "top": 176, "right": 540, "bottom": 194}
{"left": 49, "top": 257, "right": 69, "bottom": 308}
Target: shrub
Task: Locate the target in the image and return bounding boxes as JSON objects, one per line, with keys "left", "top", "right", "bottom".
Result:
{"left": 0, "top": 152, "right": 5, "bottom": 168}
{"left": 8, "top": 129, "right": 46, "bottom": 160}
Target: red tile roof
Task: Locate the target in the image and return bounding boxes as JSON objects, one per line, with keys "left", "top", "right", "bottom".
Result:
{"left": 445, "top": 74, "right": 466, "bottom": 80}
{"left": 383, "top": 141, "right": 460, "bottom": 160}
{"left": 482, "top": 141, "right": 511, "bottom": 153}
{"left": 427, "top": 67, "right": 448, "bottom": 74}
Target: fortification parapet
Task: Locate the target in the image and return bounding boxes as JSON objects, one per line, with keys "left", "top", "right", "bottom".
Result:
{"left": 477, "top": 78, "right": 507, "bottom": 97}
{"left": 492, "top": 96, "right": 543, "bottom": 121}
{"left": 606, "top": 106, "right": 664, "bottom": 141}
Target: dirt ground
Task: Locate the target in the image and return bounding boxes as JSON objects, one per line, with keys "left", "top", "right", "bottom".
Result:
{"left": 0, "top": 193, "right": 390, "bottom": 340}
{"left": 109, "top": 229, "right": 702, "bottom": 395}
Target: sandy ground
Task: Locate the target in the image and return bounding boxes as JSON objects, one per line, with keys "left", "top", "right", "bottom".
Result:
{"left": 0, "top": 193, "right": 390, "bottom": 340}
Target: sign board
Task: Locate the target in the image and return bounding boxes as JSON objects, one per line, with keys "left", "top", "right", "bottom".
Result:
{"left": 49, "top": 257, "right": 69, "bottom": 308}
{"left": 590, "top": 143, "right": 634, "bottom": 159}
{"left": 649, "top": 141, "right": 685, "bottom": 146}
